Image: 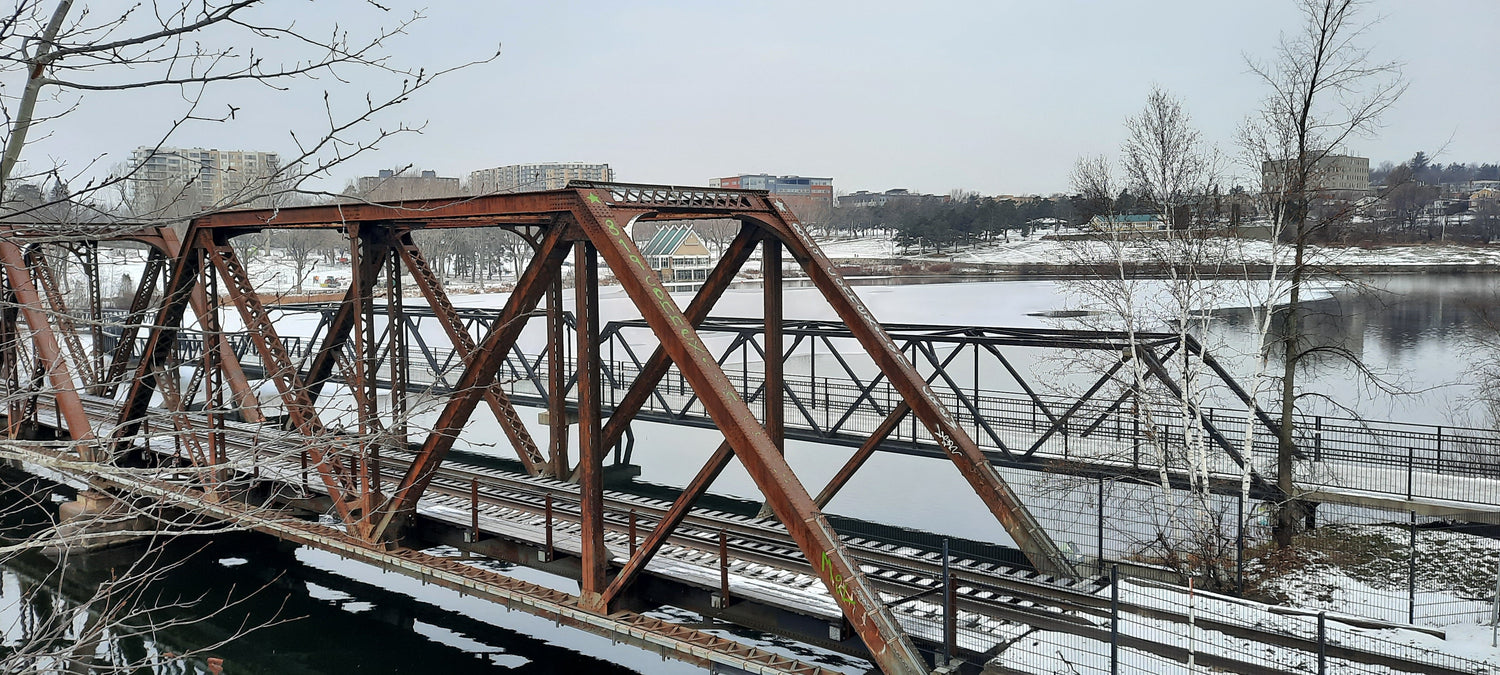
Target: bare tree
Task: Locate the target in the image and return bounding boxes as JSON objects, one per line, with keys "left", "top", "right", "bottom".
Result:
{"left": 0, "top": 1, "right": 498, "bottom": 224}
{"left": 0, "top": 2, "right": 498, "bottom": 669}
{"left": 1062, "top": 90, "right": 1245, "bottom": 588}
{"left": 1241, "top": 0, "right": 1405, "bottom": 546}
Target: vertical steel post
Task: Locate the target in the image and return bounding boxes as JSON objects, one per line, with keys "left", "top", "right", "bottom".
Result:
{"left": 347, "top": 225, "right": 375, "bottom": 505}
{"left": 470, "top": 476, "right": 479, "bottom": 538}
{"left": 85, "top": 242, "right": 104, "bottom": 386}
{"left": 1317, "top": 611, "right": 1327, "bottom": 675}
{"left": 942, "top": 537, "right": 954, "bottom": 663}
{"left": 575, "top": 243, "right": 607, "bottom": 608}
{"left": 1490, "top": 556, "right": 1499, "bottom": 647}
{"left": 388, "top": 242, "right": 407, "bottom": 444}
{"left": 1, "top": 284, "right": 17, "bottom": 439}
{"left": 809, "top": 336, "right": 816, "bottom": 409}
{"left": 1409, "top": 510, "right": 1418, "bottom": 624}
{"left": 763, "top": 239, "right": 784, "bottom": 452}
{"left": 546, "top": 278, "right": 568, "bottom": 475}
{"left": 1110, "top": 565, "right": 1120, "bottom": 675}
{"left": 628, "top": 510, "right": 637, "bottom": 557}
{"left": 1436, "top": 426, "right": 1443, "bottom": 473}
{"left": 719, "top": 529, "right": 730, "bottom": 607}
{"left": 1314, "top": 415, "right": 1323, "bottom": 461}
{"left": 1407, "top": 442, "right": 1415, "bottom": 500}
{"left": 201, "top": 256, "right": 225, "bottom": 483}
{"left": 544, "top": 493, "right": 554, "bottom": 561}
{"left": 1097, "top": 478, "right": 1106, "bottom": 574}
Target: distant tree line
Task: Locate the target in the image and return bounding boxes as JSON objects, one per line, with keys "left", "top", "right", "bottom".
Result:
{"left": 1372, "top": 153, "right": 1499, "bottom": 188}
{"left": 823, "top": 193, "right": 1080, "bottom": 253}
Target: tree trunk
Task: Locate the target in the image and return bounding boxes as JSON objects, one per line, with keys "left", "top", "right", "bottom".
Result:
{"left": 1275, "top": 206, "right": 1307, "bottom": 548}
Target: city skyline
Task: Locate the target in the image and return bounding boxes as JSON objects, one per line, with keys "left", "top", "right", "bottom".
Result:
{"left": 25, "top": 1, "right": 1500, "bottom": 199}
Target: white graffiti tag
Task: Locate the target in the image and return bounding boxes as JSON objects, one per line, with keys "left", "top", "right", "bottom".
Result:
{"left": 935, "top": 429, "right": 960, "bottom": 455}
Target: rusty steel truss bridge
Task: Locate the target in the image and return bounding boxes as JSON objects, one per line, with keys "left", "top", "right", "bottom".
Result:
{"left": 1, "top": 182, "right": 1492, "bottom": 675}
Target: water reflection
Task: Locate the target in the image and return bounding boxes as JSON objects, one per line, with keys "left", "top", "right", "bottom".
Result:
{"left": 0, "top": 480, "right": 656, "bottom": 675}
{"left": 1203, "top": 275, "right": 1499, "bottom": 423}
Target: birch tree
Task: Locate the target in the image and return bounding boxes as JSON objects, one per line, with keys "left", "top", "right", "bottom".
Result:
{"left": 1063, "top": 89, "right": 1241, "bottom": 588}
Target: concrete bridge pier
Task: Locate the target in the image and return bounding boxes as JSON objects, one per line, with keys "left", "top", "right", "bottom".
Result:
{"left": 45, "top": 490, "right": 152, "bottom": 556}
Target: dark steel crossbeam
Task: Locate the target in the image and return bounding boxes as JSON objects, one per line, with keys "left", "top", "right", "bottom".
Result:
{"left": 395, "top": 231, "right": 548, "bottom": 475}
{"left": 758, "top": 208, "right": 1080, "bottom": 581}
{"left": 373, "top": 224, "right": 572, "bottom": 540}
{"left": 202, "top": 230, "right": 367, "bottom": 527}
{"left": 102, "top": 249, "right": 164, "bottom": 395}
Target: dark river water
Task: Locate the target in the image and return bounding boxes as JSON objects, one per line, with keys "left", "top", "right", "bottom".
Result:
{"left": 5, "top": 273, "right": 1494, "bottom": 674}
{"left": 0, "top": 483, "right": 684, "bottom": 674}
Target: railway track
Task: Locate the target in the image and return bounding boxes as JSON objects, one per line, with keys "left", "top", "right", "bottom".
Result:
{"left": 34, "top": 393, "right": 1484, "bottom": 674}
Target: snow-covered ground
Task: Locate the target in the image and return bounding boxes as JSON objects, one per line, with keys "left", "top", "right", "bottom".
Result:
{"left": 814, "top": 230, "right": 1500, "bottom": 268}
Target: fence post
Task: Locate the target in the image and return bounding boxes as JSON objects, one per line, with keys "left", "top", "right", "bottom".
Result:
{"left": 942, "top": 537, "right": 955, "bottom": 663}
{"left": 1236, "top": 489, "right": 1245, "bottom": 596}
{"left": 1188, "top": 579, "right": 1196, "bottom": 672}
{"left": 1435, "top": 426, "right": 1443, "bottom": 474}
{"left": 1407, "top": 442, "right": 1416, "bottom": 500}
{"left": 1317, "top": 611, "right": 1327, "bottom": 675}
{"left": 1491, "top": 555, "right": 1499, "bottom": 647}
{"left": 470, "top": 477, "right": 479, "bottom": 540}
{"left": 1097, "top": 478, "right": 1106, "bottom": 575}
{"left": 1110, "top": 565, "right": 1120, "bottom": 675}
{"left": 1314, "top": 415, "right": 1323, "bottom": 462}
{"left": 628, "top": 510, "right": 637, "bottom": 556}
{"left": 719, "top": 529, "right": 730, "bottom": 607}
{"left": 544, "top": 493, "right": 554, "bottom": 562}
{"left": 1408, "top": 510, "right": 1418, "bottom": 624}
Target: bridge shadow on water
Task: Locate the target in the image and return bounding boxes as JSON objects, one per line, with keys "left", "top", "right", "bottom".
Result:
{"left": 0, "top": 472, "right": 654, "bottom": 674}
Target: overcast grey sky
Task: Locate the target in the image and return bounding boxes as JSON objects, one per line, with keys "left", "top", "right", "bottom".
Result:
{"left": 38, "top": 1, "right": 1500, "bottom": 197}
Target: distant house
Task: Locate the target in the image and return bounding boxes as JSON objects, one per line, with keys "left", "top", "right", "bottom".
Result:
{"left": 640, "top": 224, "right": 713, "bottom": 291}
{"left": 1088, "top": 214, "right": 1167, "bottom": 233}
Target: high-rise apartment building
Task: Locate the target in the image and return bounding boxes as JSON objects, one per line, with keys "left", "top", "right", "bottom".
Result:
{"left": 466, "top": 162, "right": 614, "bottom": 194}
{"left": 710, "top": 174, "right": 834, "bottom": 222}
{"left": 128, "top": 146, "right": 294, "bottom": 213}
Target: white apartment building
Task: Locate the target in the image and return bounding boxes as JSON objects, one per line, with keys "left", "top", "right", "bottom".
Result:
{"left": 128, "top": 146, "right": 293, "bottom": 212}
{"left": 1261, "top": 154, "right": 1370, "bottom": 196}
{"left": 467, "top": 162, "right": 614, "bottom": 194}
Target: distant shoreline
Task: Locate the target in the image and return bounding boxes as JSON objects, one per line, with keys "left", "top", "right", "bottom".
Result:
{"left": 817, "top": 258, "right": 1500, "bottom": 281}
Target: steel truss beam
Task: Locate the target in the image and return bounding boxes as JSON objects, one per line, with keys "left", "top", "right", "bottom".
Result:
{"left": 199, "top": 229, "right": 367, "bottom": 528}
{"left": 0, "top": 240, "right": 96, "bottom": 452}
{"left": 83, "top": 183, "right": 1093, "bottom": 672}
{"left": 751, "top": 207, "right": 1080, "bottom": 580}
{"left": 567, "top": 191, "right": 929, "bottom": 674}
{"left": 393, "top": 232, "right": 548, "bottom": 475}
{"left": 372, "top": 222, "right": 573, "bottom": 540}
